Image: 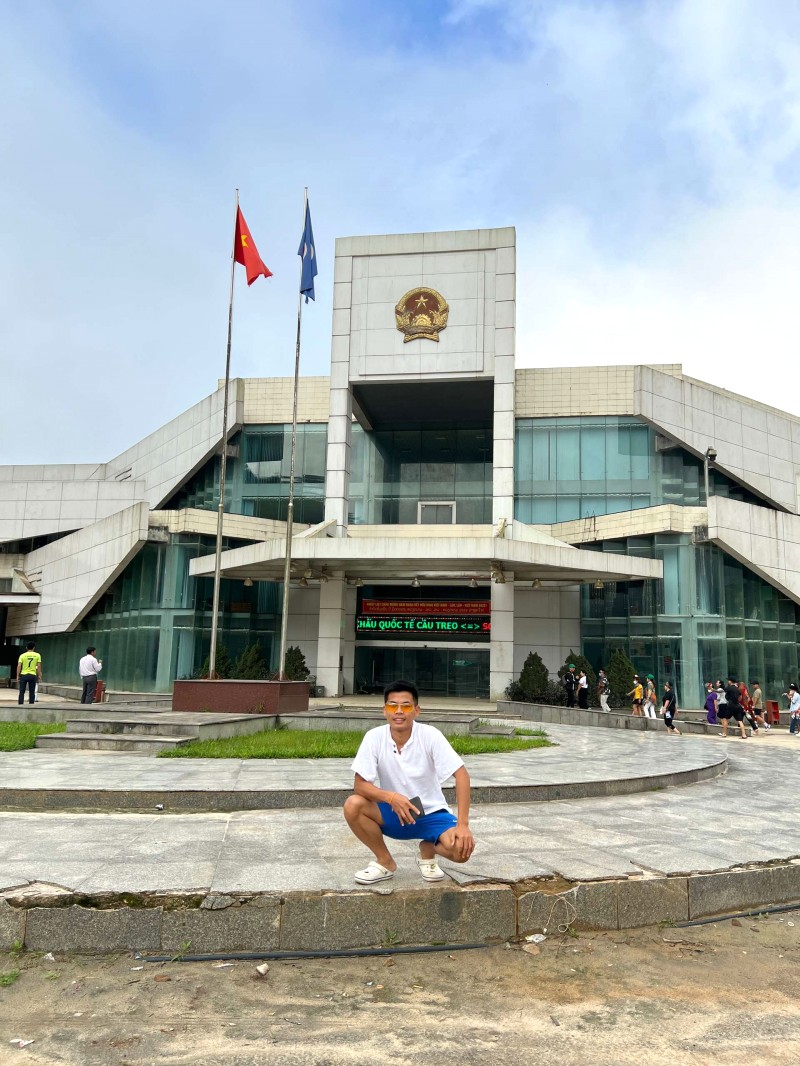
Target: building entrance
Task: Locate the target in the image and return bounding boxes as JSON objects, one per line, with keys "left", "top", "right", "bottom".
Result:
{"left": 354, "top": 647, "right": 490, "bottom": 699}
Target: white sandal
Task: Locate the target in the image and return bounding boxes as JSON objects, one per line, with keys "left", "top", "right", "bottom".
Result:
{"left": 416, "top": 856, "right": 445, "bottom": 882}
{"left": 354, "top": 860, "right": 394, "bottom": 885}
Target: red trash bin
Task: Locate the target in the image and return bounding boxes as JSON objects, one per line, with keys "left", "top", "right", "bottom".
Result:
{"left": 93, "top": 680, "right": 106, "bottom": 704}
{"left": 765, "top": 699, "right": 780, "bottom": 726}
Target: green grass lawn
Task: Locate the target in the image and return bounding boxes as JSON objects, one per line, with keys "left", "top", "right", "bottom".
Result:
{"left": 0, "top": 722, "right": 66, "bottom": 751}
{"left": 159, "top": 727, "right": 552, "bottom": 759}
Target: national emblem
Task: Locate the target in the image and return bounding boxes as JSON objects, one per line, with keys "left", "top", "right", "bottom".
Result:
{"left": 395, "top": 287, "right": 449, "bottom": 343}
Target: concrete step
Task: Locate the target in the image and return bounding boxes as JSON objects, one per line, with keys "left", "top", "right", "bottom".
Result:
{"left": 468, "top": 724, "right": 517, "bottom": 738}
{"left": 35, "top": 732, "right": 191, "bottom": 754}
{"left": 65, "top": 717, "right": 201, "bottom": 738}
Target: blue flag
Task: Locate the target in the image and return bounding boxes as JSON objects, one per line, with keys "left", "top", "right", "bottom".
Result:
{"left": 298, "top": 201, "right": 318, "bottom": 303}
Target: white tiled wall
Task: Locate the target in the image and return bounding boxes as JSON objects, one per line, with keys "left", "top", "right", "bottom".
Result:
{"left": 514, "top": 364, "right": 682, "bottom": 418}
{"left": 709, "top": 496, "right": 800, "bottom": 603}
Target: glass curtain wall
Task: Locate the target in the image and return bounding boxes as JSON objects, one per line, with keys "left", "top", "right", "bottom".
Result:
{"left": 168, "top": 424, "right": 327, "bottom": 525}
{"left": 348, "top": 423, "right": 492, "bottom": 525}
{"left": 582, "top": 534, "right": 800, "bottom": 707}
{"left": 35, "top": 535, "right": 282, "bottom": 692}
{"left": 515, "top": 416, "right": 766, "bottom": 523}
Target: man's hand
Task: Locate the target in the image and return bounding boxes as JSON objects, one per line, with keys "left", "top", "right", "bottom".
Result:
{"left": 389, "top": 793, "right": 419, "bottom": 825}
{"left": 451, "top": 823, "right": 475, "bottom": 861}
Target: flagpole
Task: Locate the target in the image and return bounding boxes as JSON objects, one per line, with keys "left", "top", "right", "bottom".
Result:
{"left": 209, "top": 188, "right": 239, "bottom": 680}
{"left": 278, "top": 187, "right": 308, "bottom": 681}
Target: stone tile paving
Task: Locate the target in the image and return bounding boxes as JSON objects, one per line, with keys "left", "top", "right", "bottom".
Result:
{"left": 0, "top": 724, "right": 722, "bottom": 793}
{"left": 0, "top": 728, "right": 795, "bottom": 900}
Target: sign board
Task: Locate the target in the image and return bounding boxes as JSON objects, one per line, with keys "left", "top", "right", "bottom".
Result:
{"left": 356, "top": 599, "right": 491, "bottom": 642}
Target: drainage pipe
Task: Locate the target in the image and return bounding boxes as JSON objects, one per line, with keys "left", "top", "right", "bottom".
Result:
{"left": 676, "top": 900, "right": 800, "bottom": 928}
{"left": 139, "top": 942, "right": 490, "bottom": 963}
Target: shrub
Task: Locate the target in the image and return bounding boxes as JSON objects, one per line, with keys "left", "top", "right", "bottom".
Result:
{"left": 234, "top": 643, "right": 269, "bottom": 680}
{"left": 506, "top": 653, "right": 566, "bottom": 705}
{"left": 606, "top": 647, "right": 637, "bottom": 708}
{"left": 199, "top": 644, "right": 233, "bottom": 679}
{"left": 283, "top": 645, "right": 310, "bottom": 681}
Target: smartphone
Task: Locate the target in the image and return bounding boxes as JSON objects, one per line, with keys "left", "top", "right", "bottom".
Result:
{"left": 408, "top": 796, "right": 425, "bottom": 817}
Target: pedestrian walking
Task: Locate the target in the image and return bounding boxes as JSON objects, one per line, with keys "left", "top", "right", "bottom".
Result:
{"left": 597, "top": 669, "right": 611, "bottom": 712}
{"left": 16, "top": 642, "right": 42, "bottom": 706}
{"left": 784, "top": 683, "right": 800, "bottom": 735}
{"left": 739, "top": 680, "right": 760, "bottom": 735}
{"left": 750, "top": 681, "right": 768, "bottom": 730}
{"left": 643, "top": 674, "right": 658, "bottom": 719}
{"left": 577, "top": 669, "right": 589, "bottom": 709}
{"left": 344, "top": 679, "right": 474, "bottom": 885}
{"left": 626, "top": 675, "right": 644, "bottom": 716}
{"left": 660, "top": 680, "right": 681, "bottom": 734}
{"left": 563, "top": 665, "right": 577, "bottom": 708}
{"left": 719, "top": 677, "right": 748, "bottom": 739}
{"left": 704, "top": 682, "right": 718, "bottom": 724}
{"left": 79, "top": 646, "right": 103, "bottom": 704}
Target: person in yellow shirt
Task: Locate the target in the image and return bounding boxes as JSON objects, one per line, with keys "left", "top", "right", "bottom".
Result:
{"left": 16, "top": 641, "right": 42, "bottom": 706}
{"left": 626, "top": 674, "right": 644, "bottom": 716}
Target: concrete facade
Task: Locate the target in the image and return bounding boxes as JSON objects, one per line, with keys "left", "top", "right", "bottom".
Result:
{"left": 4, "top": 225, "right": 800, "bottom": 700}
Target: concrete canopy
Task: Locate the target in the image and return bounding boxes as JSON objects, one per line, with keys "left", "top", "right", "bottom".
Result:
{"left": 189, "top": 529, "right": 662, "bottom": 586}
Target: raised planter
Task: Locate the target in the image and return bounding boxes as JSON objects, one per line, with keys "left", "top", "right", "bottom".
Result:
{"left": 172, "top": 680, "right": 310, "bottom": 715}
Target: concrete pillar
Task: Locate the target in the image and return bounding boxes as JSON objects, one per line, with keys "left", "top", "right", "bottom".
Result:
{"left": 324, "top": 256, "right": 354, "bottom": 537}
{"left": 315, "top": 573, "right": 346, "bottom": 697}
{"left": 490, "top": 574, "right": 514, "bottom": 700}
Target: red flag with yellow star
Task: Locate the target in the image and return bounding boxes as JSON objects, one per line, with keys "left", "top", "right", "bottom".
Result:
{"left": 233, "top": 207, "right": 273, "bottom": 285}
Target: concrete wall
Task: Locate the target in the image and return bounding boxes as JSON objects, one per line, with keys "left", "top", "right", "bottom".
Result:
{"left": 106, "top": 380, "right": 244, "bottom": 509}
{"left": 709, "top": 496, "right": 800, "bottom": 604}
{"left": 514, "top": 585, "right": 581, "bottom": 676}
{"left": 515, "top": 364, "right": 682, "bottom": 418}
{"left": 284, "top": 585, "right": 321, "bottom": 677}
{"left": 6, "top": 503, "right": 149, "bottom": 636}
{"left": 336, "top": 228, "right": 515, "bottom": 381}
{"left": 636, "top": 366, "right": 800, "bottom": 514}
{"left": 239, "top": 376, "right": 330, "bottom": 424}
{"left": 0, "top": 470, "right": 144, "bottom": 545}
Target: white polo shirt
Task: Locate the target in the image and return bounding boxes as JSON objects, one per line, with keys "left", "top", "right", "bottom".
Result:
{"left": 79, "top": 654, "right": 102, "bottom": 678}
{"left": 351, "top": 721, "right": 464, "bottom": 815}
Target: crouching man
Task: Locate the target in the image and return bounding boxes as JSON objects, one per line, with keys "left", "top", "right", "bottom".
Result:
{"left": 344, "top": 679, "right": 475, "bottom": 885}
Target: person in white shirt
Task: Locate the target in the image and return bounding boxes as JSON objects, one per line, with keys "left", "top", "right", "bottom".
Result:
{"left": 344, "top": 679, "right": 475, "bottom": 885}
{"left": 79, "top": 646, "right": 103, "bottom": 704}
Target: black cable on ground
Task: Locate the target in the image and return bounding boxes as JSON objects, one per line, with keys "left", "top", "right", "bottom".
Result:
{"left": 676, "top": 900, "right": 800, "bottom": 928}
{"left": 139, "top": 942, "right": 491, "bottom": 963}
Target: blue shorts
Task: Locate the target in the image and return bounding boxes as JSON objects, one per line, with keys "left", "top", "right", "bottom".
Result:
{"left": 377, "top": 803, "right": 458, "bottom": 843}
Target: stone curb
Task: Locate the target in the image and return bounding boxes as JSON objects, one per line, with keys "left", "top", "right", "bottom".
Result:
{"left": 0, "top": 757, "right": 726, "bottom": 813}
{"left": 3, "top": 862, "right": 799, "bottom": 954}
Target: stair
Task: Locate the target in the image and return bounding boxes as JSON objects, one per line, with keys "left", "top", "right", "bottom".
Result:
{"left": 35, "top": 732, "right": 191, "bottom": 753}
{"left": 33, "top": 708, "right": 275, "bottom": 755}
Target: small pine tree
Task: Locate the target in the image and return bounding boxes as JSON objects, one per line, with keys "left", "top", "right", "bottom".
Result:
{"left": 283, "top": 645, "right": 310, "bottom": 681}
{"left": 199, "top": 643, "right": 233, "bottom": 679}
{"left": 234, "top": 642, "right": 268, "bottom": 680}
{"left": 518, "top": 651, "right": 550, "bottom": 701}
{"left": 606, "top": 647, "right": 637, "bottom": 708}
{"left": 558, "top": 651, "right": 598, "bottom": 707}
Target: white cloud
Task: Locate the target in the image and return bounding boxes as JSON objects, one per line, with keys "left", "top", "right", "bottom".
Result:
{"left": 2, "top": 0, "right": 800, "bottom": 461}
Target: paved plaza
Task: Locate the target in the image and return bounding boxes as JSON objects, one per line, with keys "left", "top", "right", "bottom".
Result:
{"left": 0, "top": 725, "right": 797, "bottom": 899}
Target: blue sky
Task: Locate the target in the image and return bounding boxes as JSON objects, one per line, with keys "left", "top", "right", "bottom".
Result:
{"left": 2, "top": 0, "right": 800, "bottom": 462}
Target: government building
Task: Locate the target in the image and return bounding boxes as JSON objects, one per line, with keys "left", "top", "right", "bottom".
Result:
{"left": 2, "top": 228, "right": 800, "bottom": 704}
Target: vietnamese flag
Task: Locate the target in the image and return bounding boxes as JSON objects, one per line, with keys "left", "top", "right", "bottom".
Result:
{"left": 233, "top": 207, "right": 273, "bottom": 285}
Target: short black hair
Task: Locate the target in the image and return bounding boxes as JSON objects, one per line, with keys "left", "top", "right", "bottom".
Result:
{"left": 86, "top": 646, "right": 96, "bottom": 654}
{"left": 383, "top": 679, "right": 419, "bottom": 704}
{"left": 25, "top": 641, "right": 35, "bottom": 650}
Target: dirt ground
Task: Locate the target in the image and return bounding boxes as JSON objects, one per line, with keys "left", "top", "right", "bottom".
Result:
{"left": 1, "top": 915, "right": 799, "bottom": 1066}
